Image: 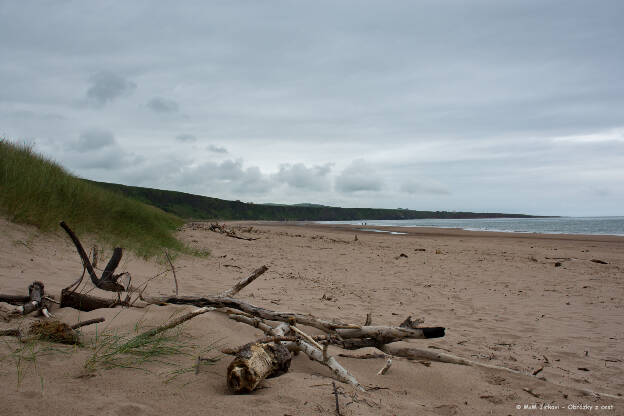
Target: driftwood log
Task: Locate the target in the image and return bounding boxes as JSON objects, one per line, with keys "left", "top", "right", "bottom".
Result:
{"left": 227, "top": 314, "right": 365, "bottom": 391}
{"left": 0, "top": 294, "right": 30, "bottom": 305}
{"left": 227, "top": 342, "right": 291, "bottom": 393}
{"left": 147, "top": 294, "right": 364, "bottom": 331}
{"left": 60, "top": 288, "right": 126, "bottom": 312}
{"left": 54, "top": 240, "right": 445, "bottom": 391}
{"left": 148, "top": 294, "right": 444, "bottom": 344}
{"left": 208, "top": 222, "right": 258, "bottom": 241}
{"left": 21, "top": 281, "right": 45, "bottom": 315}
{"left": 0, "top": 281, "right": 51, "bottom": 317}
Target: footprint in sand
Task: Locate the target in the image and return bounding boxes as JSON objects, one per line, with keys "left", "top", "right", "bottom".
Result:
{"left": 433, "top": 404, "right": 459, "bottom": 415}
{"left": 116, "top": 403, "right": 151, "bottom": 416}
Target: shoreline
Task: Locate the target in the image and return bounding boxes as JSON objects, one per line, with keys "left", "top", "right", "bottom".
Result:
{"left": 235, "top": 220, "right": 624, "bottom": 243}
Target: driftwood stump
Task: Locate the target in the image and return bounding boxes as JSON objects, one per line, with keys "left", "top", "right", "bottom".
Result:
{"left": 60, "top": 288, "right": 121, "bottom": 311}
{"left": 22, "top": 281, "right": 45, "bottom": 315}
{"left": 227, "top": 342, "right": 291, "bottom": 393}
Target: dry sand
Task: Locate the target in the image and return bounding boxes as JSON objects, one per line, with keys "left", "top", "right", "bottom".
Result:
{"left": 1, "top": 217, "right": 623, "bottom": 415}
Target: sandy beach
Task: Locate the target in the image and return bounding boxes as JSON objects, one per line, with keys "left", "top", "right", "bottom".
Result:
{"left": 1, "top": 218, "right": 623, "bottom": 415}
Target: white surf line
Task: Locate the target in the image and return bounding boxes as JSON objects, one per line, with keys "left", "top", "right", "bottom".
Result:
{"left": 357, "top": 228, "right": 407, "bottom": 235}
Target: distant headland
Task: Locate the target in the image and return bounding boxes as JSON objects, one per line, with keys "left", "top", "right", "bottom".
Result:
{"left": 89, "top": 180, "right": 551, "bottom": 222}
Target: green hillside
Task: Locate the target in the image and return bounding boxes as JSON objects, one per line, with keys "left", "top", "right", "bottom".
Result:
{"left": 89, "top": 180, "right": 539, "bottom": 221}
{"left": 0, "top": 140, "right": 184, "bottom": 257}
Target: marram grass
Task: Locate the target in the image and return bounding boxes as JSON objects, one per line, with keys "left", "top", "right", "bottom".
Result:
{"left": 0, "top": 139, "right": 186, "bottom": 257}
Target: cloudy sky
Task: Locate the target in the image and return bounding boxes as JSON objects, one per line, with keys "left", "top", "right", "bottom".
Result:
{"left": 1, "top": 1, "right": 623, "bottom": 216}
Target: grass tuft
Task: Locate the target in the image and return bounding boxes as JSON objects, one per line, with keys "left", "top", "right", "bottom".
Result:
{"left": 3, "top": 338, "right": 71, "bottom": 390}
{"left": 84, "top": 318, "right": 219, "bottom": 373}
{"left": 0, "top": 139, "right": 186, "bottom": 257}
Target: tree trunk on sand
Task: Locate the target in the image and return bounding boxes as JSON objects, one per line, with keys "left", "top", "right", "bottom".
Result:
{"left": 227, "top": 342, "right": 291, "bottom": 393}
{"left": 60, "top": 288, "right": 122, "bottom": 311}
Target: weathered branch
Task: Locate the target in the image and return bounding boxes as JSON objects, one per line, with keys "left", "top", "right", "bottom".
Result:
{"left": 290, "top": 325, "right": 325, "bottom": 351}
{"left": 139, "top": 307, "right": 214, "bottom": 339}
{"left": 332, "top": 381, "right": 342, "bottom": 416}
{"left": 228, "top": 314, "right": 364, "bottom": 391}
{"left": 222, "top": 336, "right": 298, "bottom": 355}
{"left": 378, "top": 344, "right": 521, "bottom": 374}
{"left": 376, "top": 358, "right": 392, "bottom": 375}
{"left": 60, "top": 221, "right": 125, "bottom": 292}
{"left": 399, "top": 316, "right": 424, "bottom": 329}
{"left": 71, "top": 317, "right": 105, "bottom": 330}
{"left": 0, "top": 294, "right": 30, "bottom": 305}
{"left": 337, "top": 353, "right": 386, "bottom": 360}
{"left": 220, "top": 265, "right": 268, "bottom": 297}
{"left": 335, "top": 325, "right": 445, "bottom": 343}
{"left": 164, "top": 249, "right": 179, "bottom": 296}
{"left": 284, "top": 328, "right": 365, "bottom": 391}
{"left": 60, "top": 221, "right": 101, "bottom": 287}
{"left": 21, "top": 281, "right": 45, "bottom": 315}
{"left": 100, "top": 247, "right": 125, "bottom": 291}
{"left": 60, "top": 288, "right": 125, "bottom": 311}
{"left": 228, "top": 313, "right": 275, "bottom": 334}
{"left": 147, "top": 294, "right": 359, "bottom": 332}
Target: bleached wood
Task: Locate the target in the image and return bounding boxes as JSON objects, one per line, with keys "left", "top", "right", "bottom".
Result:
{"left": 140, "top": 307, "right": 213, "bottom": 339}
{"left": 219, "top": 265, "right": 268, "bottom": 297}
{"left": 377, "top": 358, "right": 392, "bottom": 375}
{"left": 227, "top": 342, "right": 291, "bottom": 393}
{"left": 290, "top": 325, "right": 324, "bottom": 351}
{"left": 335, "top": 325, "right": 444, "bottom": 343}
{"left": 228, "top": 314, "right": 364, "bottom": 391}
{"left": 148, "top": 294, "right": 360, "bottom": 331}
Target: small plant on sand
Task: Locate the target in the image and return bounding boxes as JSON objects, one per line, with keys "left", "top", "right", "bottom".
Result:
{"left": 84, "top": 315, "right": 219, "bottom": 377}
{"left": 187, "top": 247, "right": 211, "bottom": 258}
{"left": 3, "top": 338, "right": 71, "bottom": 390}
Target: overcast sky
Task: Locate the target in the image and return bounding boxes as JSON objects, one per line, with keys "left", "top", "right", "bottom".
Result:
{"left": 1, "top": 1, "right": 623, "bottom": 216}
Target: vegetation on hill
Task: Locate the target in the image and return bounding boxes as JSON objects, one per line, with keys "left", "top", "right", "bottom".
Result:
{"left": 0, "top": 140, "right": 184, "bottom": 257}
{"left": 89, "top": 181, "right": 538, "bottom": 221}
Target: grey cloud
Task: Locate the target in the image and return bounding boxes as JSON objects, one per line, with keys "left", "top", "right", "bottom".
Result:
{"left": 86, "top": 71, "right": 136, "bottom": 107}
{"left": 176, "top": 134, "right": 197, "bottom": 142}
{"left": 401, "top": 180, "right": 450, "bottom": 195}
{"left": 1, "top": 2, "right": 624, "bottom": 215}
{"left": 214, "top": 160, "right": 245, "bottom": 181}
{"left": 9, "top": 110, "right": 65, "bottom": 121}
{"left": 147, "top": 97, "right": 179, "bottom": 113}
{"left": 335, "top": 160, "right": 383, "bottom": 193}
{"left": 207, "top": 144, "right": 228, "bottom": 154}
{"left": 71, "top": 148, "right": 123, "bottom": 170}
{"left": 174, "top": 159, "right": 273, "bottom": 196}
{"left": 275, "top": 163, "right": 332, "bottom": 191}
{"left": 178, "top": 159, "right": 247, "bottom": 185}
{"left": 75, "top": 129, "right": 115, "bottom": 152}
{"left": 234, "top": 166, "right": 273, "bottom": 195}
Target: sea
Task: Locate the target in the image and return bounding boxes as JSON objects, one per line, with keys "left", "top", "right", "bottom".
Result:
{"left": 317, "top": 217, "right": 624, "bottom": 236}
